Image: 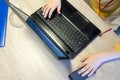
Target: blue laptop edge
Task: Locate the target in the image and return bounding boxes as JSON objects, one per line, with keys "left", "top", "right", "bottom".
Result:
{"left": 26, "top": 18, "right": 67, "bottom": 59}
{"left": 4, "top": 0, "right": 67, "bottom": 59}
{"left": 0, "top": 0, "right": 8, "bottom": 47}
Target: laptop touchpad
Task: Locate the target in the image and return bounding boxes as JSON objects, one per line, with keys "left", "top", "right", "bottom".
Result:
{"left": 69, "top": 12, "right": 90, "bottom": 30}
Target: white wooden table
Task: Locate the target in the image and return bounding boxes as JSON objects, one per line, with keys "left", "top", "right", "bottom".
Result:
{"left": 0, "top": 0, "right": 120, "bottom": 80}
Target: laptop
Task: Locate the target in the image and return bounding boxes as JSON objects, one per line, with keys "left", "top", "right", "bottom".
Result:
{"left": 0, "top": 0, "right": 8, "bottom": 47}
{"left": 6, "top": 0, "right": 101, "bottom": 59}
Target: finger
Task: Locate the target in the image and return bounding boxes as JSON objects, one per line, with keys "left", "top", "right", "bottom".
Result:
{"left": 42, "top": 4, "right": 47, "bottom": 11}
{"left": 42, "top": 5, "right": 48, "bottom": 16}
{"left": 44, "top": 7, "right": 51, "bottom": 18}
{"left": 88, "top": 68, "right": 96, "bottom": 77}
{"left": 80, "top": 56, "right": 88, "bottom": 62}
{"left": 78, "top": 65, "right": 89, "bottom": 74}
{"left": 42, "top": 5, "right": 49, "bottom": 15}
{"left": 57, "top": 6, "right": 61, "bottom": 14}
{"left": 43, "top": 6, "right": 50, "bottom": 18}
{"left": 81, "top": 67, "right": 93, "bottom": 77}
{"left": 48, "top": 7, "right": 56, "bottom": 18}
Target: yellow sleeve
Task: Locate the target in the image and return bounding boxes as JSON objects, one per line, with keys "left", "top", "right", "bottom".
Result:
{"left": 88, "top": 0, "right": 120, "bottom": 19}
{"left": 114, "top": 43, "right": 120, "bottom": 52}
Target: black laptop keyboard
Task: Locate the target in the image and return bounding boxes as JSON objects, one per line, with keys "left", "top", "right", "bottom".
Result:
{"left": 36, "top": 9, "right": 89, "bottom": 52}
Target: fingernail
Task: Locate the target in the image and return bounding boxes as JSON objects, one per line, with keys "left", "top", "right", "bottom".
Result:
{"left": 78, "top": 71, "right": 81, "bottom": 74}
{"left": 58, "top": 12, "right": 61, "bottom": 14}
{"left": 44, "top": 15, "right": 46, "bottom": 18}
{"left": 49, "top": 16, "right": 51, "bottom": 19}
{"left": 82, "top": 74, "right": 85, "bottom": 77}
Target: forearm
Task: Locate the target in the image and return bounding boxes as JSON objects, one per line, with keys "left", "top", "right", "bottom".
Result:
{"left": 100, "top": 48, "right": 120, "bottom": 63}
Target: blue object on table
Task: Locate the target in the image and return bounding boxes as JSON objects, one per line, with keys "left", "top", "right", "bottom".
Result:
{"left": 69, "top": 70, "right": 88, "bottom": 80}
{"left": 0, "top": 0, "right": 8, "bottom": 47}
{"left": 114, "top": 26, "right": 120, "bottom": 38}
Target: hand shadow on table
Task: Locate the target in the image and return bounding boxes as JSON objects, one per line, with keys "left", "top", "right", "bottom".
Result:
{"left": 59, "top": 60, "right": 72, "bottom": 73}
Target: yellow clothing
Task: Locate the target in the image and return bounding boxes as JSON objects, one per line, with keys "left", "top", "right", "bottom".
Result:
{"left": 114, "top": 43, "right": 120, "bottom": 52}
{"left": 88, "top": 0, "right": 120, "bottom": 19}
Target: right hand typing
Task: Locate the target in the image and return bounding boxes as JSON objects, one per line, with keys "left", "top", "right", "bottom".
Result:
{"left": 42, "top": 0, "right": 61, "bottom": 18}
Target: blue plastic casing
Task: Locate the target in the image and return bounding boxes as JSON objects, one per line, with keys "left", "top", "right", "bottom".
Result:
{"left": 0, "top": 0, "right": 8, "bottom": 47}
{"left": 26, "top": 18, "right": 67, "bottom": 59}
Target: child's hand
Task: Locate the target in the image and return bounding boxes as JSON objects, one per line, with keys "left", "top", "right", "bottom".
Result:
{"left": 77, "top": 48, "right": 120, "bottom": 77}
{"left": 77, "top": 54, "right": 104, "bottom": 77}
{"left": 42, "top": 0, "right": 61, "bottom": 18}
